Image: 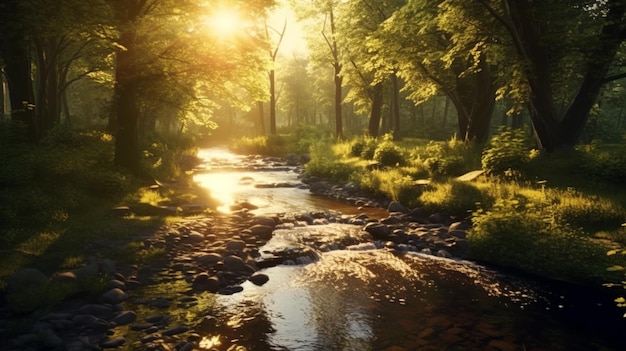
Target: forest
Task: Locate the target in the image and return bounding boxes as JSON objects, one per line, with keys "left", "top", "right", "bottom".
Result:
{"left": 2, "top": 0, "right": 626, "bottom": 322}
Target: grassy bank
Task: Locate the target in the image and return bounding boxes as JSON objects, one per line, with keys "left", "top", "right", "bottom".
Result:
{"left": 0, "top": 125, "right": 209, "bottom": 297}
{"left": 236, "top": 129, "right": 626, "bottom": 287}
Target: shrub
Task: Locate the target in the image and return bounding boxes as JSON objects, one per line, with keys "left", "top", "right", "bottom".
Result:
{"left": 419, "top": 180, "right": 490, "bottom": 215}
{"left": 305, "top": 140, "right": 356, "bottom": 182}
{"left": 578, "top": 142, "right": 626, "bottom": 186}
{"left": 468, "top": 198, "right": 616, "bottom": 283}
{"left": 481, "top": 126, "right": 533, "bottom": 177}
{"left": 412, "top": 139, "right": 481, "bottom": 177}
{"left": 550, "top": 189, "right": 626, "bottom": 233}
{"left": 373, "top": 134, "right": 406, "bottom": 166}
{"left": 356, "top": 169, "right": 423, "bottom": 207}
{"left": 350, "top": 137, "right": 378, "bottom": 159}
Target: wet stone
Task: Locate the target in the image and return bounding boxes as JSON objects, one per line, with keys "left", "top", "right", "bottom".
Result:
{"left": 112, "top": 311, "right": 137, "bottom": 326}
{"left": 162, "top": 325, "right": 189, "bottom": 336}
{"left": 101, "top": 337, "right": 126, "bottom": 348}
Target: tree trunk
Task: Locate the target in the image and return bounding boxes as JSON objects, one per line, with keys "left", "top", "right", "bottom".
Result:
{"left": 269, "top": 69, "right": 277, "bottom": 134}
{"left": 500, "top": 0, "right": 626, "bottom": 151}
{"left": 447, "top": 56, "right": 495, "bottom": 143}
{"left": 334, "top": 62, "right": 343, "bottom": 140}
{"left": 391, "top": 73, "right": 401, "bottom": 139}
{"left": 367, "top": 82, "right": 384, "bottom": 137}
{"left": 3, "top": 34, "right": 36, "bottom": 140}
{"left": 257, "top": 101, "right": 265, "bottom": 136}
{"left": 114, "top": 29, "right": 142, "bottom": 175}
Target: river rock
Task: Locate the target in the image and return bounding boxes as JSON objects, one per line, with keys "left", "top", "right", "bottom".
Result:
{"left": 251, "top": 216, "right": 277, "bottom": 228}
{"left": 112, "top": 311, "right": 137, "bottom": 326}
{"left": 248, "top": 273, "right": 270, "bottom": 286}
{"left": 196, "top": 253, "right": 222, "bottom": 265}
{"left": 223, "top": 255, "right": 248, "bottom": 272}
{"left": 249, "top": 224, "right": 273, "bottom": 240}
{"left": 388, "top": 201, "right": 409, "bottom": 213}
{"left": 162, "top": 325, "right": 189, "bottom": 336}
{"left": 101, "top": 288, "right": 128, "bottom": 304}
{"left": 101, "top": 337, "right": 126, "bottom": 348}
{"left": 78, "top": 304, "right": 114, "bottom": 319}
{"left": 364, "top": 222, "right": 391, "bottom": 239}
{"left": 226, "top": 239, "right": 247, "bottom": 251}
{"left": 428, "top": 212, "right": 449, "bottom": 224}
{"left": 192, "top": 273, "right": 221, "bottom": 292}
{"left": 449, "top": 221, "right": 471, "bottom": 232}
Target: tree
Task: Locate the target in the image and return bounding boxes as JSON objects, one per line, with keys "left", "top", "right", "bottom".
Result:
{"left": 292, "top": 0, "right": 345, "bottom": 139}
{"left": 265, "top": 18, "right": 287, "bottom": 135}
{"left": 442, "top": 0, "right": 626, "bottom": 151}
{"left": 0, "top": 0, "right": 36, "bottom": 139}
{"left": 374, "top": 0, "right": 496, "bottom": 142}
{"left": 108, "top": 0, "right": 273, "bottom": 174}
{"left": 335, "top": 0, "right": 406, "bottom": 138}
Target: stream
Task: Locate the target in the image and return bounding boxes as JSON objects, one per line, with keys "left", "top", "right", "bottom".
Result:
{"left": 143, "top": 148, "right": 626, "bottom": 350}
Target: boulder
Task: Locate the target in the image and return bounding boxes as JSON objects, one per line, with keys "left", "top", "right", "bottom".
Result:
{"left": 388, "top": 201, "right": 409, "bottom": 214}
{"left": 249, "top": 225, "right": 273, "bottom": 241}
{"left": 223, "top": 255, "right": 248, "bottom": 272}
{"left": 248, "top": 273, "right": 270, "bottom": 286}
{"left": 364, "top": 222, "right": 391, "bottom": 239}
{"left": 100, "top": 288, "right": 128, "bottom": 304}
{"left": 226, "top": 240, "right": 247, "bottom": 251}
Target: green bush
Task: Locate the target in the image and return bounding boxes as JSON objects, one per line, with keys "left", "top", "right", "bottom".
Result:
{"left": 373, "top": 141, "right": 406, "bottom": 167}
{"left": 481, "top": 126, "right": 533, "bottom": 177}
{"left": 356, "top": 169, "right": 423, "bottom": 207}
{"left": 578, "top": 142, "right": 626, "bottom": 186}
{"left": 468, "top": 198, "right": 616, "bottom": 282}
{"left": 350, "top": 137, "right": 378, "bottom": 159}
{"left": 411, "top": 139, "right": 481, "bottom": 177}
{"left": 551, "top": 190, "right": 626, "bottom": 233}
{"left": 419, "top": 180, "right": 490, "bottom": 215}
{"left": 305, "top": 140, "right": 357, "bottom": 182}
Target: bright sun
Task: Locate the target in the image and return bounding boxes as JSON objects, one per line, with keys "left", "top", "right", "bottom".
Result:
{"left": 203, "top": 7, "right": 244, "bottom": 38}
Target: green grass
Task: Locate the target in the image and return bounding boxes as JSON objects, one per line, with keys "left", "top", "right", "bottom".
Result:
{"left": 301, "top": 132, "right": 626, "bottom": 286}
{"left": 0, "top": 125, "right": 200, "bottom": 293}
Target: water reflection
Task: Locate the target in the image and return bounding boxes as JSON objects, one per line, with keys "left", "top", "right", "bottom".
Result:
{"left": 186, "top": 148, "right": 626, "bottom": 350}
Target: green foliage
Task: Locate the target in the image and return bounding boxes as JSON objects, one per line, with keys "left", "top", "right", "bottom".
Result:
{"left": 577, "top": 141, "right": 626, "bottom": 186}
{"left": 357, "top": 169, "right": 423, "bottom": 207}
{"left": 481, "top": 127, "right": 533, "bottom": 177}
{"left": 305, "top": 140, "right": 357, "bottom": 182}
{"left": 551, "top": 189, "right": 626, "bottom": 233}
{"left": 231, "top": 136, "right": 268, "bottom": 154}
{"left": 468, "top": 198, "right": 618, "bottom": 283}
{"left": 373, "top": 134, "right": 407, "bottom": 166}
{"left": 419, "top": 180, "right": 491, "bottom": 215}
{"left": 350, "top": 137, "right": 378, "bottom": 159}
{"left": 411, "top": 138, "right": 482, "bottom": 177}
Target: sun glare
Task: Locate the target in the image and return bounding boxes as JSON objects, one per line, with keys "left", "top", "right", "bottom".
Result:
{"left": 203, "top": 7, "right": 244, "bottom": 38}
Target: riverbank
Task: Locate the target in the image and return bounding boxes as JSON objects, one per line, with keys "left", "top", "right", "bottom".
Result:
{"left": 2, "top": 149, "right": 625, "bottom": 350}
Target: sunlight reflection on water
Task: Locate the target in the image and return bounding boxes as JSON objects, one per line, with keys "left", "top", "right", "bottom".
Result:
{"left": 187, "top": 148, "right": 626, "bottom": 351}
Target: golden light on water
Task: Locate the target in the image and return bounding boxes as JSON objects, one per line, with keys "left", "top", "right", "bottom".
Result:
{"left": 199, "top": 335, "right": 222, "bottom": 349}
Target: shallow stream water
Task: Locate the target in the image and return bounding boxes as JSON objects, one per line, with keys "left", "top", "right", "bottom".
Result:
{"left": 187, "top": 148, "right": 626, "bottom": 351}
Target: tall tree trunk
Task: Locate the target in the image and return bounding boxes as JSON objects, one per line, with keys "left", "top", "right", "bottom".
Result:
{"left": 447, "top": 57, "right": 495, "bottom": 143}
{"left": 257, "top": 101, "right": 265, "bottom": 136}
{"left": 334, "top": 62, "right": 343, "bottom": 140}
{"left": 3, "top": 35, "right": 36, "bottom": 140}
{"left": 441, "top": 96, "right": 449, "bottom": 127}
{"left": 391, "top": 73, "right": 401, "bottom": 139}
{"left": 269, "top": 69, "right": 277, "bottom": 134}
{"left": 492, "top": 0, "right": 626, "bottom": 151}
{"left": 114, "top": 29, "right": 141, "bottom": 175}
{"left": 367, "top": 82, "right": 384, "bottom": 137}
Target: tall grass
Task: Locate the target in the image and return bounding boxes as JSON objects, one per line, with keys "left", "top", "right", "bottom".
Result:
{"left": 298, "top": 128, "right": 626, "bottom": 285}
